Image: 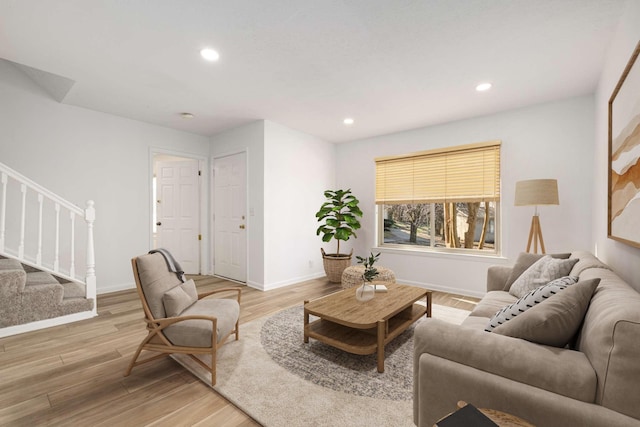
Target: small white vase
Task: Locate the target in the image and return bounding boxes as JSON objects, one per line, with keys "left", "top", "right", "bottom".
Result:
{"left": 355, "top": 283, "right": 375, "bottom": 301}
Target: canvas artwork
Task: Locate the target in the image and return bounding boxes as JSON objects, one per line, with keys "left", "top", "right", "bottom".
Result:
{"left": 609, "top": 42, "right": 640, "bottom": 248}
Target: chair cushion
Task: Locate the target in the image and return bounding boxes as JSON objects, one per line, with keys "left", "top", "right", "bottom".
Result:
{"left": 509, "top": 255, "right": 578, "bottom": 298}
{"left": 135, "top": 253, "right": 182, "bottom": 319}
{"left": 164, "top": 298, "right": 240, "bottom": 348}
{"left": 493, "top": 278, "right": 600, "bottom": 347}
{"left": 163, "top": 279, "right": 198, "bottom": 317}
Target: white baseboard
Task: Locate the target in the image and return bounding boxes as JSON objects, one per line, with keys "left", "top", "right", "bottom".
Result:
{"left": 97, "top": 282, "right": 135, "bottom": 295}
{"left": 397, "top": 279, "right": 485, "bottom": 299}
{"left": 0, "top": 311, "right": 97, "bottom": 338}
{"left": 261, "top": 272, "right": 327, "bottom": 291}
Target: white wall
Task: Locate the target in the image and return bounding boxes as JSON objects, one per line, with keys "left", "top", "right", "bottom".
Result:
{"left": 210, "top": 120, "right": 335, "bottom": 290}
{"left": 593, "top": 1, "right": 640, "bottom": 291}
{"left": 263, "top": 120, "right": 335, "bottom": 289}
{"left": 210, "top": 121, "right": 266, "bottom": 287}
{"left": 336, "top": 96, "right": 595, "bottom": 296}
{"left": 0, "top": 59, "right": 210, "bottom": 293}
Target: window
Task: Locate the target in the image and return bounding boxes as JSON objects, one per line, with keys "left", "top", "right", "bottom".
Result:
{"left": 376, "top": 140, "right": 501, "bottom": 254}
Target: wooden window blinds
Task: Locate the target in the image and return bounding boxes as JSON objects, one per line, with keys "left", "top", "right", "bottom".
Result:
{"left": 375, "top": 140, "right": 501, "bottom": 205}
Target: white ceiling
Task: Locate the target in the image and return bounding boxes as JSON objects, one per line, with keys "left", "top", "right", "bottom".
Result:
{"left": 0, "top": 0, "right": 629, "bottom": 143}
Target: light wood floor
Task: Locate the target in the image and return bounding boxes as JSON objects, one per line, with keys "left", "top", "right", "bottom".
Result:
{"left": 0, "top": 276, "right": 479, "bottom": 426}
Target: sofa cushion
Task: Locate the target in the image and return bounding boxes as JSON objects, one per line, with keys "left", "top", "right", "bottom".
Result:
{"left": 509, "top": 255, "right": 578, "bottom": 298}
{"left": 469, "top": 291, "right": 517, "bottom": 318}
{"left": 569, "top": 251, "right": 611, "bottom": 277}
{"left": 486, "top": 276, "right": 578, "bottom": 332}
{"left": 503, "top": 252, "right": 571, "bottom": 291}
{"left": 493, "top": 278, "right": 600, "bottom": 347}
{"left": 163, "top": 280, "right": 198, "bottom": 317}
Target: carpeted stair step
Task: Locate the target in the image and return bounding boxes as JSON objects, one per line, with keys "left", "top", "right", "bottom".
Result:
{"left": 60, "top": 297, "right": 94, "bottom": 316}
{"left": 20, "top": 282, "right": 65, "bottom": 323}
{"left": 1, "top": 256, "right": 94, "bottom": 328}
{"left": 26, "top": 271, "right": 60, "bottom": 286}
{"left": 0, "top": 258, "right": 23, "bottom": 271}
{"left": 62, "top": 282, "right": 87, "bottom": 299}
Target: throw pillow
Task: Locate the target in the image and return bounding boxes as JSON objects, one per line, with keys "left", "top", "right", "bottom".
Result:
{"left": 493, "top": 278, "right": 600, "bottom": 347}
{"left": 502, "top": 252, "right": 571, "bottom": 291}
{"left": 509, "top": 256, "right": 578, "bottom": 298}
{"left": 181, "top": 278, "right": 199, "bottom": 301}
{"left": 485, "top": 275, "right": 578, "bottom": 332}
{"left": 163, "top": 281, "right": 198, "bottom": 317}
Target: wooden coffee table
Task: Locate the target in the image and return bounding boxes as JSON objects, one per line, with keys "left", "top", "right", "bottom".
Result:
{"left": 303, "top": 283, "right": 431, "bottom": 373}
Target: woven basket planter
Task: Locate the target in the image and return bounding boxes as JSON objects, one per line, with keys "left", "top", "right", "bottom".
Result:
{"left": 321, "top": 248, "right": 353, "bottom": 283}
{"left": 341, "top": 265, "right": 396, "bottom": 289}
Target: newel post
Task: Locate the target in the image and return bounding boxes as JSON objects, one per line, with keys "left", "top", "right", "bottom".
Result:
{"left": 85, "top": 200, "right": 97, "bottom": 310}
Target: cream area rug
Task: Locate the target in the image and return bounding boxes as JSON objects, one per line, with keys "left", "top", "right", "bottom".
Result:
{"left": 172, "top": 303, "right": 469, "bottom": 427}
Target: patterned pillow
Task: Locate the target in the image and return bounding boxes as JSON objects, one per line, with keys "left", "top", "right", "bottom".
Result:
{"left": 485, "top": 276, "right": 578, "bottom": 332}
{"left": 502, "top": 252, "right": 571, "bottom": 291}
{"left": 509, "top": 256, "right": 579, "bottom": 298}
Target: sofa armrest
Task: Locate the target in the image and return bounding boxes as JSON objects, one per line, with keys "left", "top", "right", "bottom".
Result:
{"left": 414, "top": 319, "right": 596, "bottom": 402}
{"left": 486, "top": 265, "right": 511, "bottom": 292}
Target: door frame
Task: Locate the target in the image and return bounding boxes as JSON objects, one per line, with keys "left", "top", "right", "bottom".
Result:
{"left": 211, "top": 148, "right": 249, "bottom": 283}
{"left": 149, "top": 147, "right": 209, "bottom": 274}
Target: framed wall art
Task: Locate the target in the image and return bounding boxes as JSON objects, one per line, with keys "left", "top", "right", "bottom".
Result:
{"left": 609, "top": 41, "right": 640, "bottom": 248}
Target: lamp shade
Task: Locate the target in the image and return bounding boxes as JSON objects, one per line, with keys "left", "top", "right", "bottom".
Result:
{"left": 514, "top": 179, "right": 559, "bottom": 206}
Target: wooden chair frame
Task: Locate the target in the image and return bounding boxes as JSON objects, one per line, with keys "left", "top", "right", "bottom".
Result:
{"left": 124, "top": 257, "right": 241, "bottom": 385}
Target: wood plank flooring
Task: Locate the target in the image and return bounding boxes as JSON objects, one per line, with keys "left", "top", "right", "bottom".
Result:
{"left": 0, "top": 276, "right": 478, "bottom": 426}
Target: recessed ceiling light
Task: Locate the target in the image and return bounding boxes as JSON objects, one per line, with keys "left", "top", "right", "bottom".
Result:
{"left": 476, "top": 82, "right": 492, "bottom": 92}
{"left": 343, "top": 118, "right": 354, "bottom": 125}
{"left": 180, "top": 112, "right": 195, "bottom": 119}
{"left": 200, "top": 48, "right": 220, "bottom": 62}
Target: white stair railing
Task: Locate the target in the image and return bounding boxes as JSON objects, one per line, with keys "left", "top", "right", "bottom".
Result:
{"left": 0, "top": 161, "right": 96, "bottom": 313}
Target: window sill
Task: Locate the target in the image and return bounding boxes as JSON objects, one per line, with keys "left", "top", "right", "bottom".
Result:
{"left": 374, "top": 245, "right": 508, "bottom": 263}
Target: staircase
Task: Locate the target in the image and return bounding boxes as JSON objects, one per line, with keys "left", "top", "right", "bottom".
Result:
{"left": 0, "top": 161, "right": 96, "bottom": 338}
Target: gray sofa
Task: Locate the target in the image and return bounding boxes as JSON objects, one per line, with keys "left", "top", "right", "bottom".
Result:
{"left": 413, "top": 251, "right": 640, "bottom": 427}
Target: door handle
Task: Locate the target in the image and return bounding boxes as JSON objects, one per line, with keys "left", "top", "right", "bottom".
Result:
{"left": 156, "top": 222, "right": 162, "bottom": 226}
{"left": 239, "top": 224, "right": 245, "bottom": 229}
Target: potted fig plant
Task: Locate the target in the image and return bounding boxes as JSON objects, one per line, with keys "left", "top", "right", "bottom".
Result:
{"left": 316, "top": 189, "right": 363, "bottom": 282}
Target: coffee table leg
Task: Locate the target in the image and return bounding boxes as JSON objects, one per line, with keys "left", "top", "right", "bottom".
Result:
{"left": 377, "top": 320, "right": 385, "bottom": 373}
{"left": 303, "top": 300, "right": 309, "bottom": 343}
{"left": 426, "top": 292, "right": 432, "bottom": 318}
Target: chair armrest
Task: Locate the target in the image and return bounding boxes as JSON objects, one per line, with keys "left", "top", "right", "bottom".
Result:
{"left": 414, "top": 319, "right": 596, "bottom": 402}
{"left": 199, "top": 287, "right": 242, "bottom": 303}
{"left": 149, "top": 314, "right": 217, "bottom": 329}
{"left": 486, "top": 265, "right": 511, "bottom": 292}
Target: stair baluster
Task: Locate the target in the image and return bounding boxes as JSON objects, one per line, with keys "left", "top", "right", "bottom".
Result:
{"left": 0, "top": 161, "right": 97, "bottom": 337}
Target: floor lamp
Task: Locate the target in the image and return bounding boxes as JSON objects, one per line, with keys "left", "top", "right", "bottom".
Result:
{"left": 515, "top": 179, "right": 559, "bottom": 254}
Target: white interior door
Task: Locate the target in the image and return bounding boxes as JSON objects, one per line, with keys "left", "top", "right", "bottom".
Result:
{"left": 156, "top": 159, "right": 200, "bottom": 274}
{"left": 213, "top": 152, "right": 247, "bottom": 282}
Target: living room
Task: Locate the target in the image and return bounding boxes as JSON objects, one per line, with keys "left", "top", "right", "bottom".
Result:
{"left": 1, "top": 1, "right": 640, "bottom": 426}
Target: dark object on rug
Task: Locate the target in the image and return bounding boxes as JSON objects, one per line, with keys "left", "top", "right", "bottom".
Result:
{"left": 436, "top": 403, "right": 498, "bottom": 427}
